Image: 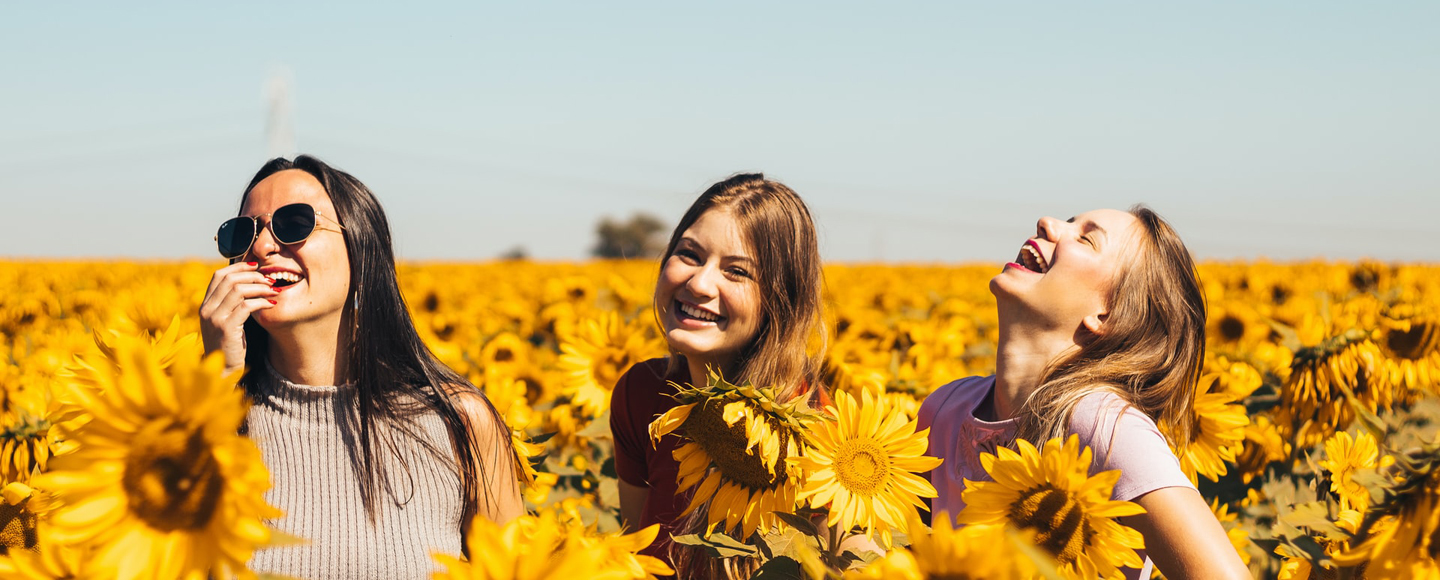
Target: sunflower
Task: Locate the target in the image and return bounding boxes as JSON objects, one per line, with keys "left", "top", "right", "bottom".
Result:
{"left": 1336, "top": 441, "right": 1440, "bottom": 579}
{"left": 1235, "top": 414, "right": 1288, "bottom": 484}
{"left": 842, "top": 516, "right": 1047, "bottom": 580}
{"left": 433, "top": 512, "right": 673, "bottom": 580}
{"left": 1209, "top": 499, "right": 1252, "bottom": 566}
{"left": 1376, "top": 305, "right": 1440, "bottom": 393}
{"left": 558, "top": 312, "right": 662, "bottom": 416}
{"left": 790, "top": 389, "right": 941, "bottom": 547}
{"left": 957, "top": 435, "right": 1146, "bottom": 580}
{"left": 31, "top": 337, "right": 281, "bottom": 580}
{"left": 1278, "top": 315, "right": 1389, "bottom": 448}
{"left": 1318, "top": 430, "right": 1390, "bottom": 511}
{"left": 649, "top": 371, "right": 819, "bottom": 539}
{"left": 1176, "top": 372, "right": 1249, "bottom": 484}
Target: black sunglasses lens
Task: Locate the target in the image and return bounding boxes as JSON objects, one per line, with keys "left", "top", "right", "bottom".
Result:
{"left": 217, "top": 217, "right": 255, "bottom": 258}
{"left": 272, "top": 204, "right": 317, "bottom": 244}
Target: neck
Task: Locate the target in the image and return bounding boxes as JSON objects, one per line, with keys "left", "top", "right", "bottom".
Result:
{"left": 684, "top": 354, "right": 735, "bottom": 389}
{"left": 992, "top": 311, "right": 1074, "bottom": 421}
{"left": 265, "top": 314, "right": 352, "bottom": 386}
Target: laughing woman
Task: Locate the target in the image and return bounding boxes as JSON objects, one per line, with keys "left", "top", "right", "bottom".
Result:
{"left": 609, "top": 174, "right": 829, "bottom": 576}
{"left": 199, "top": 156, "right": 522, "bottom": 579}
{"left": 917, "top": 207, "right": 1249, "bottom": 579}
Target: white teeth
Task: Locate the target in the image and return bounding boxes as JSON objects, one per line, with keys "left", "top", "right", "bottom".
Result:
{"left": 266, "top": 272, "right": 303, "bottom": 283}
{"left": 679, "top": 302, "right": 720, "bottom": 322}
{"left": 1020, "top": 245, "right": 1049, "bottom": 273}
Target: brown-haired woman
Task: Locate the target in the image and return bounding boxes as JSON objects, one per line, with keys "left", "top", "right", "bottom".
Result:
{"left": 917, "top": 207, "right": 1249, "bottom": 579}
{"left": 608, "top": 173, "right": 829, "bottom": 575}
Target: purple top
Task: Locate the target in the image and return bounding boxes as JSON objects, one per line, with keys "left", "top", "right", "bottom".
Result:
{"left": 917, "top": 376, "right": 1195, "bottom": 579}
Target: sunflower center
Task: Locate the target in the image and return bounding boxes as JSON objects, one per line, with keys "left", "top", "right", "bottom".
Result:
{"left": 682, "top": 399, "right": 787, "bottom": 491}
{"left": 0, "top": 501, "right": 38, "bottom": 553}
{"left": 1218, "top": 315, "right": 1246, "bottom": 342}
{"left": 834, "top": 438, "right": 888, "bottom": 496}
{"left": 493, "top": 347, "right": 514, "bottom": 362}
{"left": 123, "top": 420, "right": 225, "bottom": 532}
{"left": 1009, "top": 485, "right": 1095, "bottom": 564}
{"left": 1386, "top": 321, "right": 1436, "bottom": 361}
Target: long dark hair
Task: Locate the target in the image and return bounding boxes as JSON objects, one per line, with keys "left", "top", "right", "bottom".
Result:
{"left": 237, "top": 155, "right": 512, "bottom": 520}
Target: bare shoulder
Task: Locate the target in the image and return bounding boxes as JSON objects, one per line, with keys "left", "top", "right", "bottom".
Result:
{"left": 441, "top": 383, "right": 504, "bottom": 435}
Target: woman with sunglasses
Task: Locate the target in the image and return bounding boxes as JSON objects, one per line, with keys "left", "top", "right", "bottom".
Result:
{"left": 917, "top": 207, "right": 1248, "bottom": 579}
{"left": 200, "top": 155, "right": 522, "bottom": 579}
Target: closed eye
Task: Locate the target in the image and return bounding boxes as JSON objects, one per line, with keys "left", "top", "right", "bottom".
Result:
{"left": 726, "top": 266, "right": 751, "bottom": 279}
{"left": 676, "top": 249, "right": 701, "bottom": 265}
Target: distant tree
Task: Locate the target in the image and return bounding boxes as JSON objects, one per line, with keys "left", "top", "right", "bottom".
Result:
{"left": 498, "top": 245, "right": 529, "bottom": 261}
{"left": 592, "top": 213, "right": 668, "bottom": 259}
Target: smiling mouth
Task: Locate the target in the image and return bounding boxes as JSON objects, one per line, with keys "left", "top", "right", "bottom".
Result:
{"left": 265, "top": 271, "right": 305, "bottom": 288}
{"left": 675, "top": 300, "right": 723, "bottom": 324}
{"left": 1015, "top": 242, "right": 1049, "bottom": 274}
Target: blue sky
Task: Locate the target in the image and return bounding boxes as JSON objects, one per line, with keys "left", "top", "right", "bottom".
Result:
{"left": 2, "top": 1, "right": 1436, "bottom": 261}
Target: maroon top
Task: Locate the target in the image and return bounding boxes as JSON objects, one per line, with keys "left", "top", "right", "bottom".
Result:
{"left": 610, "top": 358, "right": 688, "bottom": 562}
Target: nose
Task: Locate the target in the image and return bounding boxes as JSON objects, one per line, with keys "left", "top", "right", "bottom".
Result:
{"left": 1036, "top": 216, "right": 1063, "bottom": 241}
{"left": 683, "top": 262, "right": 720, "bottom": 300}
{"left": 247, "top": 218, "right": 281, "bottom": 261}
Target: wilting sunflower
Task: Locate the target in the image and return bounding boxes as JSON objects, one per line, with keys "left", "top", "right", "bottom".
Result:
{"left": 558, "top": 311, "right": 662, "bottom": 416}
{"left": 433, "top": 512, "right": 672, "bottom": 580}
{"left": 32, "top": 338, "right": 280, "bottom": 580}
{"left": 1319, "top": 430, "right": 1390, "bottom": 511}
{"left": 790, "top": 389, "right": 941, "bottom": 547}
{"left": 958, "top": 435, "right": 1146, "bottom": 580}
{"left": 842, "top": 515, "right": 1047, "bottom": 580}
{"left": 649, "top": 371, "right": 820, "bottom": 539}
{"left": 1336, "top": 440, "right": 1440, "bottom": 579}
{"left": 1279, "top": 316, "right": 1389, "bottom": 448}
{"left": 1376, "top": 305, "right": 1440, "bottom": 393}
{"left": 1176, "top": 372, "right": 1249, "bottom": 484}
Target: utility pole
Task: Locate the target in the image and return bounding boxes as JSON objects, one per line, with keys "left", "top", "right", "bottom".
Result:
{"left": 264, "top": 67, "right": 295, "bottom": 159}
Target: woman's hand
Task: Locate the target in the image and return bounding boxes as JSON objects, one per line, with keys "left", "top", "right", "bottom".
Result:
{"left": 199, "top": 261, "right": 277, "bottom": 374}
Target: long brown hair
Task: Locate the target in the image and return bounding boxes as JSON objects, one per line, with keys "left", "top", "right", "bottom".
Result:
{"left": 1012, "top": 205, "right": 1207, "bottom": 452}
{"left": 660, "top": 173, "right": 827, "bottom": 579}
{"left": 659, "top": 173, "right": 826, "bottom": 401}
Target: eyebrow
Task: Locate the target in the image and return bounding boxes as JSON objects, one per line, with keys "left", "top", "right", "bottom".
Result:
{"left": 678, "top": 237, "right": 754, "bottom": 263}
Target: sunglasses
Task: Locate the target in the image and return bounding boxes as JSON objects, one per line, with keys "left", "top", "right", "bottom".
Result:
{"left": 215, "top": 203, "right": 346, "bottom": 259}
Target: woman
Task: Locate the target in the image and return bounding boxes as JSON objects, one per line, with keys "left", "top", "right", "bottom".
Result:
{"left": 609, "top": 173, "right": 828, "bottom": 574}
{"left": 199, "top": 156, "right": 522, "bottom": 579}
{"left": 917, "top": 207, "right": 1249, "bottom": 579}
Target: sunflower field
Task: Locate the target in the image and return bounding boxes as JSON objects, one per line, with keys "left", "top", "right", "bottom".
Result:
{"left": 0, "top": 259, "right": 1437, "bottom": 579}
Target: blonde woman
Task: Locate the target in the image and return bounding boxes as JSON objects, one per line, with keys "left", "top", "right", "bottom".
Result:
{"left": 918, "top": 207, "right": 1248, "bottom": 579}
{"left": 609, "top": 174, "right": 829, "bottom": 575}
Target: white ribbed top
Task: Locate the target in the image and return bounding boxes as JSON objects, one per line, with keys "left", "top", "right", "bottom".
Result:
{"left": 245, "top": 362, "right": 464, "bottom": 580}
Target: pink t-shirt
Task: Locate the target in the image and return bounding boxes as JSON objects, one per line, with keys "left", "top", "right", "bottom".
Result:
{"left": 917, "top": 376, "right": 1194, "bottom": 578}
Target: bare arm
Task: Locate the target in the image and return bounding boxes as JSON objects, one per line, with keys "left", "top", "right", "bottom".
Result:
{"left": 618, "top": 479, "right": 650, "bottom": 532}
{"left": 1123, "top": 487, "right": 1248, "bottom": 580}
{"left": 453, "top": 390, "right": 524, "bottom": 534}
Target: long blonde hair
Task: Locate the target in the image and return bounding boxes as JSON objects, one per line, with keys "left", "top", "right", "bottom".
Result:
{"left": 1012, "top": 205, "right": 1207, "bottom": 451}
{"left": 658, "top": 174, "right": 827, "bottom": 579}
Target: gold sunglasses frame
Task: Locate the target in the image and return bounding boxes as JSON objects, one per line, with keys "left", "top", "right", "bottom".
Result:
{"left": 214, "top": 203, "right": 347, "bottom": 259}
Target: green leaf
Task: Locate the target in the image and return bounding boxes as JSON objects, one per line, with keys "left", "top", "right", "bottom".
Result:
{"left": 752, "top": 556, "right": 804, "bottom": 580}
{"left": 772, "top": 511, "right": 822, "bottom": 538}
{"left": 577, "top": 412, "right": 612, "bottom": 438}
{"left": 672, "top": 533, "right": 760, "bottom": 558}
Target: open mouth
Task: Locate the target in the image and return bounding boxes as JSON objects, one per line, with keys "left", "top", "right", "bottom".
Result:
{"left": 1015, "top": 241, "right": 1049, "bottom": 274}
{"left": 675, "top": 300, "right": 723, "bottom": 325}
{"left": 264, "top": 270, "right": 305, "bottom": 289}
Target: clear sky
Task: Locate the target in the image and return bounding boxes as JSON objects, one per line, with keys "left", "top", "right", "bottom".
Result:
{"left": 2, "top": 1, "right": 1436, "bottom": 262}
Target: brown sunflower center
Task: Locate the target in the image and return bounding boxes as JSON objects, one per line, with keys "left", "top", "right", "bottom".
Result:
{"left": 123, "top": 420, "right": 224, "bottom": 532}
{"left": 1009, "top": 485, "right": 1095, "bottom": 564}
{"left": 0, "top": 501, "right": 38, "bottom": 553}
{"left": 1386, "top": 321, "right": 1436, "bottom": 361}
{"left": 493, "top": 347, "right": 514, "bottom": 362}
{"left": 682, "top": 399, "right": 788, "bottom": 491}
{"left": 834, "top": 438, "right": 888, "bottom": 496}
{"left": 1218, "top": 315, "right": 1246, "bottom": 342}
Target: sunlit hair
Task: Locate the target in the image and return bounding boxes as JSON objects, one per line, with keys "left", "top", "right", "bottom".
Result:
{"left": 659, "top": 173, "right": 827, "bottom": 580}
{"left": 657, "top": 173, "right": 827, "bottom": 403}
{"left": 236, "top": 155, "right": 513, "bottom": 524}
{"left": 1012, "top": 205, "right": 1207, "bottom": 452}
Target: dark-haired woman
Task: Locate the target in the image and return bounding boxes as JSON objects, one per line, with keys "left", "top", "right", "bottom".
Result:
{"left": 918, "top": 208, "right": 1248, "bottom": 579}
{"left": 199, "top": 156, "right": 522, "bottom": 579}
